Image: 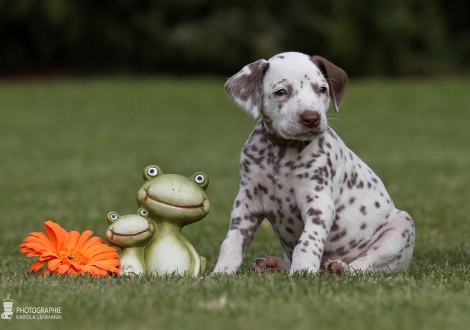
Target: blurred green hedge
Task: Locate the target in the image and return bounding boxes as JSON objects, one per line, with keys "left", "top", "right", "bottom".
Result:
{"left": 1, "top": 0, "right": 469, "bottom": 76}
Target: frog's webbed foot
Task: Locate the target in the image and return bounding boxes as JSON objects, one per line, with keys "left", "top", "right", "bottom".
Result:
{"left": 199, "top": 256, "right": 207, "bottom": 277}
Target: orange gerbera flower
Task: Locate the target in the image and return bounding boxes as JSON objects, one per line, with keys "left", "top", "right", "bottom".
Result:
{"left": 19, "top": 220, "right": 120, "bottom": 277}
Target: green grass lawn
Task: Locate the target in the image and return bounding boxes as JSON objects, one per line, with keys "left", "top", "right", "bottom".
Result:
{"left": 0, "top": 77, "right": 469, "bottom": 330}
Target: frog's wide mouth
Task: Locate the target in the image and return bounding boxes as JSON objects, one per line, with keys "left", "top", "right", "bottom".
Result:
{"left": 109, "top": 228, "right": 150, "bottom": 238}
{"left": 144, "top": 194, "right": 207, "bottom": 211}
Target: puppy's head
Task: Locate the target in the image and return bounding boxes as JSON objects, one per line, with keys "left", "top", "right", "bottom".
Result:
{"left": 225, "top": 52, "right": 348, "bottom": 141}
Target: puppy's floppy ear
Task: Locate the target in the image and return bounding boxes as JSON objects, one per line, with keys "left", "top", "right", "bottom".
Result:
{"left": 311, "top": 56, "right": 348, "bottom": 112}
{"left": 225, "top": 59, "right": 270, "bottom": 119}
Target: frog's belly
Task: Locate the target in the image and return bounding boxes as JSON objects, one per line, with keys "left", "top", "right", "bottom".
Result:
{"left": 144, "top": 237, "right": 194, "bottom": 275}
{"left": 119, "top": 251, "right": 145, "bottom": 275}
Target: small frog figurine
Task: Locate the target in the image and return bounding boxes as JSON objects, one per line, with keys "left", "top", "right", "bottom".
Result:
{"left": 137, "top": 165, "right": 209, "bottom": 277}
{"left": 105, "top": 208, "right": 156, "bottom": 275}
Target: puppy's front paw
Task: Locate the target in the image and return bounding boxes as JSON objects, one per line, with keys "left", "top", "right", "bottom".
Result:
{"left": 323, "top": 259, "right": 349, "bottom": 274}
{"left": 252, "top": 256, "right": 291, "bottom": 273}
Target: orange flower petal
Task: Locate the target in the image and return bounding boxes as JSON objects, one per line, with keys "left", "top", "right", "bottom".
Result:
{"left": 20, "top": 242, "right": 50, "bottom": 255}
{"left": 84, "top": 241, "right": 116, "bottom": 258}
{"left": 47, "top": 258, "right": 62, "bottom": 271}
{"left": 88, "top": 244, "right": 118, "bottom": 255}
{"left": 80, "top": 236, "right": 103, "bottom": 254}
{"left": 88, "top": 260, "right": 121, "bottom": 271}
{"left": 39, "top": 252, "right": 59, "bottom": 261}
{"left": 57, "top": 264, "right": 70, "bottom": 274}
{"left": 44, "top": 221, "right": 59, "bottom": 247}
{"left": 109, "top": 267, "right": 120, "bottom": 274}
{"left": 87, "top": 251, "right": 120, "bottom": 263}
{"left": 30, "top": 260, "right": 47, "bottom": 273}
{"left": 19, "top": 245, "right": 43, "bottom": 257}
{"left": 67, "top": 231, "right": 80, "bottom": 250}
{"left": 45, "top": 221, "right": 67, "bottom": 250}
{"left": 66, "top": 267, "right": 80, "bottom": 276}
{"left": 23, "top": 234, "right": 47, "bottom": 244}
{"left": 81, "top": 265, "right": 108, "bottom": 276}
{"left": 96, "top": 265, "right": 120, "bottom": 275}
{"left": 75, "top": 230, "right": 94, "bottom": 251}
{"left": 89, "top": 261, "right": 116, "bottom": 269}
{"left": 64, "top": 268, "right": 74, "bottom": 276}
{"left": 70, "top": 262, "right": 83, "bottom": 270}
{"left": 62, "top": 231, "right": 71, "bottom": 251}
{"left": 24, "top": 232, "right": 55, "bottom": 250}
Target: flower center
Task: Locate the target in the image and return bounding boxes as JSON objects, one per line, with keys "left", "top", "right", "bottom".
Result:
{"left": 59, "top": 249, "right": 87, "bottom": 265}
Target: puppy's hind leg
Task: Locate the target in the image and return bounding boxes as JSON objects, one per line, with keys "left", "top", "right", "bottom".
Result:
{"left": 348, "top": 210, "right": 415, "bottom": 272}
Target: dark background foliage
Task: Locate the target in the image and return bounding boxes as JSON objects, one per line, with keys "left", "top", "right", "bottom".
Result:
{"left": 1, "top": 0, "right": 469, "bottom": 77}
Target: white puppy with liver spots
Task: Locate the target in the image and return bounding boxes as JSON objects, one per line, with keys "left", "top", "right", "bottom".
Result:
{"left": 213, "top": 52, "right": 415, "bottom": 275}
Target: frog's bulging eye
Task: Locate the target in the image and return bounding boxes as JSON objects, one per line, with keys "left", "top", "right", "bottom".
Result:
{"left": 195, "top": 174, "right": 205, "bottom": 184}
{"left": 143, "top": 165, "right": 162, "bottom": 181}
{"left": 191, "top": 172, "right": 209, "bottom": 190}
{"left": 147, "top": 167, "right": 159, "bottom": 177}
{"left": 107, "top": 212, "right": 119, "bottom": 224}
{"left": 139, "top": 208, "right": 148, "bottom": 217}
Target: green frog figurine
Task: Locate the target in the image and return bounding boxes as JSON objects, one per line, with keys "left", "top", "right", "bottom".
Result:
{"left": 105, "top": 208, "right": 156, "bottom": 275}
{"left": 137, "top": 165, "right": 209, "bottom": 277}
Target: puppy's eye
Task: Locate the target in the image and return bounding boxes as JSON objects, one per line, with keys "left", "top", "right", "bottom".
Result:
{"left": 319, "top": 86, "right": 328, "bottom": 94}
{"left": 274, "top": 89, "right": 288, "bottom": 96}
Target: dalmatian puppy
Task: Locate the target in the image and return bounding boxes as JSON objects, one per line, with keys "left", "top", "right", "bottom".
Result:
{"left": 213, "top": 52, "right": 415, "bottom": 274}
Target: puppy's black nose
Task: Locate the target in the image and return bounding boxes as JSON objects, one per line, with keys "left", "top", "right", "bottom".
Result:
{"left": 300, "top": 111, "right": 321, "bottom": 128}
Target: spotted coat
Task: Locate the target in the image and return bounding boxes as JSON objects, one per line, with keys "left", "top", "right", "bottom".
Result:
{"left": 213, "top": 52, "right": 415, "bottom": 274}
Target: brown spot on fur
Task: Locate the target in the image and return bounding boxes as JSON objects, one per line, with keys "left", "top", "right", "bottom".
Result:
{"left": 312, "top": 218, "right": 326, "bottom": 228}
{"left": 230, "top": 217, "right": 242, "bottom": 229}
{"left": 330, "top": 229, "right": 347, "bottom": 242}
{"left": 242, "top": 159, "right": 251, "bottom": 173}
{"left": 358, "top": 241, "right": 370, "bottom": 250}
{"left": 307, "top": 208, "right": 323, "bottom": 216}
{"left": 347, "top": 171, "right": 358, "bottom": 189}
{"left": 360, "top": 205, "right": 367, "bottom": 215}
{"left": 336, "top": 204, "right": 345, "bottom": 213}
{"left": 240, "top": 220, "right": 262, "bottom": 253}
{"left": 310, "top": 82, "right": 320, "bottom": 95}
{"left": 258, "top": 183, "right": 268, "bottom": 194}
{"left": 331, "top": 222, "right": 340, "bottom": 232}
